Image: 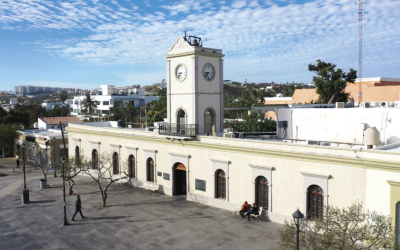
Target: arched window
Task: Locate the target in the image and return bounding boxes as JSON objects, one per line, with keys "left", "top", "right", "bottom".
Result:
{"left": 256, "top": 176, "right": 268, "bottom": 210}
{"left": 307, "top": 185, "right": 324, "bottom": 219}
{"left": 92, "top": 149, "right": 98, "bottom": 169}
{"left": 113, "top": 152, "right": 119, "bottom": 175}
{"left": 75, "top": 146, "right": 80, "bottom": 165}
{"left": 128, "top": 154, "right": 135, "bottom": 179}
{"left": 216, "top": 170, "right": 226, "bottom": 199}
{"left": 147, "top": 158, "right": 154, "bottom": 182}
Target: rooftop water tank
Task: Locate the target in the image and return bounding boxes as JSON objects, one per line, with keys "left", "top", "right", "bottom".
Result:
{"left": 364, "top": 127, "right": 380, "bottom": 149}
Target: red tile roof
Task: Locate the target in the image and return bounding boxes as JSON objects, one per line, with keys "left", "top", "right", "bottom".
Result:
{"left": 40, "top": 117, "right": 82, "bottom": 125}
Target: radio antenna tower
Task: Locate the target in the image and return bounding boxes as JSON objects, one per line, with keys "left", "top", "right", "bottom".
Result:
{"left": 356, "top": 0, "right": 366, "bottom": 103}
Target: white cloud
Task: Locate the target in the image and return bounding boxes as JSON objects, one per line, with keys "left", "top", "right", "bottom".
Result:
{"left": 0, "top": 0, "right": 399, "bottom": 83}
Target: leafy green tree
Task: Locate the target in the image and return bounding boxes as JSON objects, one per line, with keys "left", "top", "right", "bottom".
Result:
{"left": 48, "top": 105, "right": 70, "bottom": 117}
{"left": 109, "top": 102, "right": 137, "bottom": 122}
{"left": 28, "top": 105, "right": 47, "bottom": 125}
{"left": 58, "top": 91, "right": 68, "bottom": 116}
{"left": 0, "top": 123, "right": 19, "bottom": 156}
{"left": 308, "top": 59, "right": 357, "bottom": 104}
{"left": 1, "top": 108, "right": 31, "bottom": 129}
{"left": 226, "top": 110, "right": 275, "bottom": 132}
{"left": 81, "top": 93, "right": 97, "bottom": 115}
{"left": 278, "top": 201, "right": 397, "bottom": 249}
{"left": 17, "top": 97, "right": 25, "bottom": 104}
{"left": 146, "top": 89, "right": 167, "bottom": 125}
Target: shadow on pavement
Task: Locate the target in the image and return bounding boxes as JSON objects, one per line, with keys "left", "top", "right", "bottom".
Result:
{"left": 30, "top": 200, "right": 57, "bottom": 204}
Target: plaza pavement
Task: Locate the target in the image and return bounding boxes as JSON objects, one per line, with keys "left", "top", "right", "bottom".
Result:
{"left": 0, "top": 157, "right": 283, "bottom": 250}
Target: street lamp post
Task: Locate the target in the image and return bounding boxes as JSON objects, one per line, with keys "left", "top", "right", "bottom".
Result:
{"left": 21, "top": 142, "right": 29, "bottom": 204}
{"left": 292, "top": 208, "right": 304, "bottom": 250}
{"left": 52, "top": 137, "right": 57, "bottom": 177}
{"left": 61, "top": 156, "right": 69, "bottom": 226}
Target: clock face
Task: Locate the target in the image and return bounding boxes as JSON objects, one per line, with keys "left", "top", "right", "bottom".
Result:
{"left": 175, "top": 64, "right": 187, "bottom": 81}
{"left": 203, "top": 63, "right": 215, "bottom": 81}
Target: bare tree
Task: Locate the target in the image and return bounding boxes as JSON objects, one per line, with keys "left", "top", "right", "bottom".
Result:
{"left": 25, "top": 141, "right": 52, "bottom": 182}
{"left": 278, "top": 201, "right": 398, "bottom": 250}
{"left": 57, "top": 156, "right": 88, "bottom": 195}
{"left": 84, "top": 152, "right": 128, "bottom": 207}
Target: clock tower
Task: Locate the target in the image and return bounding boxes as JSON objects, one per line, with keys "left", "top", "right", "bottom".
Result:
{"left": 166, "top": 36, "right": 224, "bottom": 136}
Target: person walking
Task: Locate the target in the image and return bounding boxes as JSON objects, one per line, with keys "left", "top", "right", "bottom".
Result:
{"left": 72, "top": 195, "right": 86, "bottom": 221}
{"left": 16, "top": 158, "right": 20, "bottom": 169}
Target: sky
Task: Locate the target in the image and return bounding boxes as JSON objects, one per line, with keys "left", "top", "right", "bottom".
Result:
{"left": 0, "top": 0, "right": 399, "bottom": 91}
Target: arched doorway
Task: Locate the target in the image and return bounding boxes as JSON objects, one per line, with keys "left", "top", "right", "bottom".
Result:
{"left": 173, "top": 163, "right": 187, "bottom": 196}
{"left": 204, "top": 108, "right": 216, "bottom": 136}
{"left": 147, "top": 158, "right": 154, "bottom": 182}
{"left": 176, "top": 109, "right": 186, "bottom": 135}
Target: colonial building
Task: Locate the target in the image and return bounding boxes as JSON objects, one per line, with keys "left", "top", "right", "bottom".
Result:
{"left": 67, "top": 37, "right": 400, "bottom": 245}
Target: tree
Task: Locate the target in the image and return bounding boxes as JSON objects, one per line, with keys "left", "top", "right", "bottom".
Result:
{"left": 85, "top": 152, "right": 128, "bottom": 207}
{"left": 145, "top": 88, "right": 167, "bottom": 126}
{"left": 0, "top": 123, "right": 19, "bottom": 157}
{"left": 58, "top": 91, "right": 68, "bottom": 116}
{"left": 109, "top": 102, "right": 137, "bottom": 122}
{"left": 81, "top": 93, "right": 97, "bottom": 115}
{"left": 57, "top": 156, "right": 88, "bottom": 195}
{"left": 226, "top": 110, "right": 276, "bottom": 133}
{"left": 278, "top": 201, "right": 397, "bottom": 249}
{"left": 25, "top": 140, "right": 52, "bottom": 182}
{"left": 17, "top": 97, "right": 25, "bottom": 104}
{"left": 308, "top": 59, "right": 357, "bottom": 104}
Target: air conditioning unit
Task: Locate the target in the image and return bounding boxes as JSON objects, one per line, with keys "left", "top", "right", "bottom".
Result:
{"left": 374, "top": 101, "right": 381, "bottom": 107}
{"left": 381, "top": 101, "right": 389, "bottom": 107}
{"left": 360, "top": 102, "right": 370, "bottom": 108}
{"left": 336, "top": 102, "right": 345, "bottom": 108}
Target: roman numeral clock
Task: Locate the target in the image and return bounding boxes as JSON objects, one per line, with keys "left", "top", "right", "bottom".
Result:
{"left": 166, "top": 35, "right": 224, "bottom": 136}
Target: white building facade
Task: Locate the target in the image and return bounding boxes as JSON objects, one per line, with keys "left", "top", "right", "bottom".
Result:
{"left": 67, "top": 37, "right": 400, "bottom": 245}
{"left": 72, "top": 85, "right": 159, "bottom": 116}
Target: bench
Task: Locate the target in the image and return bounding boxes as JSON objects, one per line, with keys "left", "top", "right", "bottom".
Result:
{"left": 235, "top": 206, "right": 264, "bottom": 222}
{"left": 140, "top": 181, "right": 160, "bottom": 194}
{"left": 249, "top": 207, "right": 263, "bottom": 222}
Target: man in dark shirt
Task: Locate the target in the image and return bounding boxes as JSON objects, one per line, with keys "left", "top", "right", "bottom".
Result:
{"left": 72, "top": 195, "right": 86, "bottom": 221}
{"left": 245, "top": 203, "right": 259, "bottom": 221}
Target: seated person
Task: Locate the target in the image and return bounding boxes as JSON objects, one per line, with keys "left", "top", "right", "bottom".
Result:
{"left": 244, "top": 203, "right": 259, "bottom": 221}
{"left": 240, "top": 201, "right": 249, "bottom": 218}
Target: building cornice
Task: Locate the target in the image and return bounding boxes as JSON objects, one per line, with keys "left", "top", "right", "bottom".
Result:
{"left": 249, "top": 164, "right": 274, "bottom": 171}
{"left": 67, "top": 127, "right": 400, "bottom": 173}
{"left": 300, "top": 171, "right": 331, "bottom": 179}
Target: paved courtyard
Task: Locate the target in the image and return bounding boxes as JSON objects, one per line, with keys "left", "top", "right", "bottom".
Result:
{"left": 0, "top": 157, "right": 282, "bottom": 250}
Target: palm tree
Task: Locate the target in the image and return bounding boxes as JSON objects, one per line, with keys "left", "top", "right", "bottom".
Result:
{"left": 58, "top": 91, "right": 68, "bottom": 116}
{"left": 82, "top": 93, "right": 97, "bottom": 116}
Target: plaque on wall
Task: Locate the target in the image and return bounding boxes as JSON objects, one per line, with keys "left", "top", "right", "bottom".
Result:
{"left": 195, "top": 179, "right": 206, "bottom": 192}
{"left": 163, "top": 173, "right": 170, "bottom": 180}
{"left": 157, "top": 172, "right": 162, "bottom": 176}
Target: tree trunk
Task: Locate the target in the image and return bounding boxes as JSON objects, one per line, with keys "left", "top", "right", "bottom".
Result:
{"left": 68, "top": 179, "right": 74, "bottom": 195}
